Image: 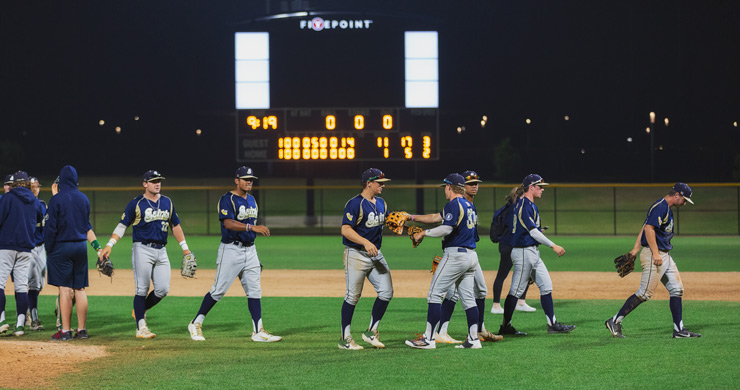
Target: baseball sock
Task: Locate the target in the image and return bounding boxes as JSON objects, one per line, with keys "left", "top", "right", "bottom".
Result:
{"left": 247, "top": 298, "right": 262, "bottom": 332}
{"left": 669, "top": 296, "right": 683, "bottom": 331}
{"left": 369, "top": 298, "right": 390, "bottom": 332}
{"left": 425, "top": 303, "right": 442, "bottom": 340}
{"left": 15, "top": 292, "right": 29, "bottom": 327}
{"left": 615, "top": 294, "right": 643, "bottom": 323}
{"left": 145, "top": 291, "right": 163, "bottom": 310}
{"left": 502, "top": 294, "right": 517, "bottom": 325}
{"left": 0, "top": 288, "right": 5, "bottom": 319}
{"left": 465, "top": 306, "right": 480, "bottom": 341}
{"left": 540, "top": 293, "right": 555, "bottom": 325}
{"left": 133, "top": 295, "right": 147, "bottom": 327}
{"left": 193, "top": 293, "right": 218, "bottom": 324}
{"left": 28, "top": 290, "right": 39, "bottom": 321}
{"left": 341, "top": 301, "right": 356, "bottom": 340}
{"left": 476, "top": 298, "right": 486, "bottom": 331}
{"left": 437, "top": 299, "right": 456, "bottom": 334}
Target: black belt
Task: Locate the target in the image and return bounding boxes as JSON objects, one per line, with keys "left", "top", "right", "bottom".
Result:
{"left": 225, "top": 241, "right": 254, "bottom": 248}
{"left": 140, "top": 242, "right": 165, "bottom": 249}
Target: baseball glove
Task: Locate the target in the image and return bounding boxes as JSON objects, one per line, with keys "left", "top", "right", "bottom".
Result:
{"left": 431, "top": 255, "right": 442, "bottom": 273}
{"left": 385, "top": 211, "right": 408, "bottom": 235}
{"left": 614, "top": 253, "right": 636, "bottom": 278}
{"left": 96, "top": 257, "right": 114, "bottom": 277}
{"left": 408, "top": 225, "right": 424, "bottom": 248}
{"left": 181, "top": 253, "right": 197, "bottom": 278}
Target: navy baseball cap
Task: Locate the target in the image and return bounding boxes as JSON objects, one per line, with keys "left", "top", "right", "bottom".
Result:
{"left": 440, "top": 173, "right": 466, "bottom": 187}
{"left": 4, "top": 174, "right": 12, "bottom": 184}
{"left": 11, "top": 171, "right": 29, "bottom": 183}
{"left": 522, "top": 174, "right": 549, "bottom": 188}
{"left": 143, "top": 170, "right": 165, "bottom": 182}
{"left": 361, "top": 168, "right": 390, "bottom": 183}
{"left": 462, "top": 170, "right": 482, "bottom": 184}
{"left": 235, "top": 166, "right": 258, "bottom": 180}
{"left": 30, "top": 177, "right": 40, "bottom": 186}
{"left": 672, "top": 182, "right": 694, "bottom": 204}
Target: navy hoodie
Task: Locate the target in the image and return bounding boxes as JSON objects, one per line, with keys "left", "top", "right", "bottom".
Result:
{"left": 44, "top": 166, "right": 93, "bottom": 252}
{"left": 0, "top": 185, "right": 43, "bottom": 252}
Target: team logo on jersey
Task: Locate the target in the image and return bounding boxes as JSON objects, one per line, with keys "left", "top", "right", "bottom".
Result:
{"left": 121, "top": 212, "right": 126, "bottom": 220}
{"left": 221, "top": 209, "right": 228, "bottom": 216}
{"left": 444, "top": 213, "right": 453, "bottom": 221}
{"left": 237, "top": 205, "right": 258, "bottom": 220}
{"left": 346, "top": 213, "right": 353, "bottom": 221}
{"left": 665, "top": 219, "right": 674, "bottom": 233}
{"left": 365, "top": 211, "right": 383, "bottom": 228}
{"left": 144, "top": 208, "right": 170, "bottom": 222}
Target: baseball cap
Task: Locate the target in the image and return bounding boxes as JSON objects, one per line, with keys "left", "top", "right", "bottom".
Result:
{"left": 12, "top": 171, "right": 29, "bottom": 183}
{"left": 672, "top": 182, "right": 694, "bottom": 204}
{"left": 462, "top": 170, "right": 482, "bottom": 184}
{"left": 522, "top": 174, "right": 549, "bottom": 188}
{"left": 4, "top": 174, "right": 12, "bottom": 185}
{"left": 361, "top": 168, "right": 390, "bottom": 183}
{"left": 143, "top": 170, "right": 165, "bottom": 182}
{"left": 440, "top": 173, "right": 466, "bottom": 187}
{"left": 30, "top": 177, "right": 40, "bottom": 186}
{"left": 235, "top": 166, "right": 258, "bottom": 180}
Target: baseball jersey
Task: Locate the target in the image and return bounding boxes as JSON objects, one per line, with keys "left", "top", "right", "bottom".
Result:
{"left": 510, "top": 197, "right": 542, "bottom": 247}
{"left": 640, "top": 198, "right": 674, "bottom": 251}
{"left": 440, "top": 197, "right": 478, "bottom": 249}
{"left": 0, "top": 187, "right": 43, "bottom": 252}
{"left": 34, "top": 199, "right": 47, "bottom": 246}
{"left": 342, "top": 195, "right": 387, "bottom": 250}
{"left": 119, "top": 195, "right": 181, "bottom": 245}
{"left": 219, "top": 191, "right": 258, "bottom": 245}
{"left": 44, "top": 166, "right": 92, "bottom": 251}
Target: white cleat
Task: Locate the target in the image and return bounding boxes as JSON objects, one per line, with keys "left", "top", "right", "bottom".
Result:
{"left": 490, "top": 306, "right": 504, "bottom": 314}
{"left": 405, "top": 335, "right": 436, "bottom": 349}
{"left": 361, "top": 329, "right": 385, "bottom": 348}
{"left": 338, "top": 336, "right": 364, "bottom": 350}
{"left": 516, "top": 303, "right": 537, "bottom": 312}
{"left": 434, "top": 331, "right": 463, "bottom": 344}
{"left": 188, "top": 322, "right": 205, "bottom": 341}
{"left": 136, "top": 325, "right": 156, "bottom": 339}
{"left": 251, "top": 328, "right": 282, "bottom": 342}
{"left": 455, "top": 338, "right": 482, "bottom": 349}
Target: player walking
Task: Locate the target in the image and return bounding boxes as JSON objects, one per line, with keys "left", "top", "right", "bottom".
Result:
{"left": 338, "top": 168, "right": 394, "bottom": 350}
{"left": 0, "top": 171, "right": 44, "bottom": 336}
{"left": 405, "top": 173, "right": 482, "bottom": 349}
{"left": 187, "top": 166, "right": 281, "bottom": 342}
{"left": 605, "top": 183, "right": 701, "bottom": 338}
{"left": 499, "top": 174, "right": 575, "bottom": 336}
{"left": 26, "top": 177, "right": 47, "bottom": 330}
{"left": 100, "top": 170, "right": 192, "bottom": 339}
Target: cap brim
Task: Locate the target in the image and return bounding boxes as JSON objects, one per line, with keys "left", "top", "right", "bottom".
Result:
{"left": 238, "top": 175, "right": 258, "bottom": 180}
{"left": 373, "top": 178, "right": 391, "bottom": 182}
{"left": 685, "top": 197, "right": 694, "bottom": 205}
{"left": 465, "top": 180, "right": 482, "bottom": 184}
{"left": 145, "top": 177, "right": 166, "bottom": 182}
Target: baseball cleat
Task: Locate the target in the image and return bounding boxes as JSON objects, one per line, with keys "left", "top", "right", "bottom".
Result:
{"left": 434, "top": 331, "right": 463, "bottom": 344}
{"left": 515, "top": 303, "right": 537, "bottom": 312}
{"left": 605, "top": 318, "right": 625, "bottom": 338}
{"left": 188, "top": 322, "right": 205, "bottom": 341}
{"left": 455, "top": 338, "right": 482, "bottom": 349}
{"left": 405, "top": 334, "right": 436, "bottom": 349}
{"left": 478, "top": 329, "right": 503, "bottom": 342}
{"left": 30, "top": 320, "right": 45, "bottom": 331}
{"left": 136, "top": 326, "right": 156, "bottom": 339}
{"left": 490, "top": 305, "right": 504, "bottom": 314}
{"left": 547, "top": 322, "right": 576, "bottom": 334}
{"left": 50, "top": 330, "right": 73, "bottom": 341}
{"left": 13, "top": 326, "right": 25, "bottom": 336}
{"left": 0, "top": 321, "right": 9, "bottom": 334}
{"left": 74, "top": 329, "right": 89, "bottom": 339}
{"left": 672, "top": 328, "right": 702, "bottom": 338}
{"left": 338, "top": 336, "right": 364, "bottom": 350}
{"left": 25, "top": 309, "right": 32, "bottom": 327}
{"left": 361, "top": 329, "right": 385, "bottom": 348}
{"left": 498, "top": 323, "right": 527, "bottom": 336}
{"left": 251, "top": 328, "right": 282, "bottom": 342}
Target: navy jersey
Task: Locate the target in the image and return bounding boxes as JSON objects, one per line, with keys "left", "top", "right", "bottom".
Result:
{"left": 342, "top": 194, "right": 387, "bottom": 250}
{"left": 440, "top": 197, "right": 478, "bottom": 249}
{"left": 640, "top": 198, "right": 674, "bottom": 251}
{"left": 119, "top": 195, "right": 181, "bottom": 245}
{"left": 45, "top": 166, "right": 92, "bottom": 252}
{"left": 219, "top": 191, "right": 258, "bottom": 245}
{"left": 0, "top": 187, "right": 43, "bottom": 252}
{"left": 34, "top": 199, "right": 47, "bottom": 246}
{"left": 510, "top": 197, "right": 542, "bottom": 247}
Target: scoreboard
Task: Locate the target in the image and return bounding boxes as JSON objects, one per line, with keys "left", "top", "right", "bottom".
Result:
{"left": 237, "top": 107, "right": 438, "bottom": 161}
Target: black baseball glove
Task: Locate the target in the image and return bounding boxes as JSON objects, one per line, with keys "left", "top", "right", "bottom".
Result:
{"left": 96, "top": 257, "right": 114, "bottom": 277}
{"left": 614, "top": 253, "right": 636, "bottom": 278}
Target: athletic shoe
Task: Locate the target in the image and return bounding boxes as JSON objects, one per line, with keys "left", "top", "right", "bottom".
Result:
{"left": 136, "top": 325, "right": 156, "bottom": 339}
{"left": 490, "top": 306, "right": 504, "bottom": 314}
{"left": 188, "top": 322, "right": 205, "bottom": 341}
{"left": 405, "top": 334, "right": 436, "bottom": 349}
{"left": 515, "top": 303, "right": 537, "bottom": 312}
{"left": 338, "top": 336, "right": 364, "bottom": 350}
{"left": 251, "top": 328, "right": 282, "bottom": 342}
{"left": 547, "top": 322, "right": 576, "bottom": 334}
{"left": 455, "top": 338, "right": 482, "bottom": 349}
{"left": 673, "top": 328, "right": 702, "bottom": 338}
{"left": 434, "top": 331, "right": 463, "bottom": 344}
{"left": 30, "top": 320, "right": 44, "bottom": 331}
{"left": 361, "top": 329, "right": 385, "bottom": 348}
{"left": 478, "top": 329, "right": 504, "bottom": 342}
{"left": 51, "top": 330, "right": 73, "bottom": 341}
{"left": 13, "top": 326, "right": 25, "bottom": 336}
{"left": 0, "top": 321, "right": 9, "bottom": 334}
{"left": 498, "top": 323, "right": 527, "bottom": 336}
{"left": 74, "top": 329, "right": 89, "bottom": 339}
{"left": 25, "top": 309, "right": 31, "bottom": 327}
{"left": 605, "top": 318, "right": 625, "bottom": 338}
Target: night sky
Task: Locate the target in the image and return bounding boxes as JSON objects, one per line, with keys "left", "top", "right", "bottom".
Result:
{"left": 2, "top": 0, "right": 739, "bottom": 182}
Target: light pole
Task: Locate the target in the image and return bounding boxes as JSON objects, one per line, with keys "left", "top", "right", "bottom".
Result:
{"left": 649, "top": 112, "right": 655, "bottom": 182}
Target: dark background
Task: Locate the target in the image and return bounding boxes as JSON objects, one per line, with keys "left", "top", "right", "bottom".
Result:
{"left": 2, "top": 0, "right": 739, "bottom": 182}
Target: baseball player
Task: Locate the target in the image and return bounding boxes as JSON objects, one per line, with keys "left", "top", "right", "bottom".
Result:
{"left": 3, "top": 174, "right": 11, "bottom": 194}
{"left": 187, "top": 166, "right": 281, "bottom": 343}
{"left": 605, "top": 183, "right": 701, "bottom": 338}
{"left": 499, "top": 174, "right": 574, "bottom": 336}
{"left": 100, "top": 170, "right": 192, "bottom": 339}
{"left": 338, "top": 168, "right": 393, "bottom": 350}
{"left": 0, "top": 171, "right": 44, "bottom": 336}
{"left": 26, "top": 177, "right": 47, "bottom": 330}
{"left": 405, "top": 173, "right": 482, "bottom": 349}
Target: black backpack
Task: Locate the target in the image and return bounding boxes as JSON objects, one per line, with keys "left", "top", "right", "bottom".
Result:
{"left": 490, "top": 201, "right": 512, "bottom": 243}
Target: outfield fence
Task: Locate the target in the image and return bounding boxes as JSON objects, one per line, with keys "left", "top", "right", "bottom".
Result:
{"left": 77, "top": 182, "right": 740, "bottom": 236}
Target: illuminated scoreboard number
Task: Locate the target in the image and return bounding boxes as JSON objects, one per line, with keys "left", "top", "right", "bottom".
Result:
{"left": 246, "top": 115, "right": 279, "bottom": 130}
{"left": 324, "top": 113, "right": 394, "bottom": 131}
{"left": 375, "top": 134, "right": 433, "bottom": 160}
{"left": 278, "top": 136, "right": 356, "bottom": 160}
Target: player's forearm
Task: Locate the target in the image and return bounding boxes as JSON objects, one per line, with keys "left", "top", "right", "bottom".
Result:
{"left": 409, "top": 213, "right": 441, "bottom": 224}
{"left": 632, "top": 228, "right": 644, "bottom": 252}
{"left": 425, "top": 225, "right": 453, "bottom": 238}
{"left": 341, "top": 225, "right": 372, "bottom": 246}
{"left": 643, "top": 225, "right": 660, "bottom": 253}
{"left": 223, "top": 218, "right": 252, "bottom": 232}
{"left": 529, "top": 228, "right": 555, "bottom": 248}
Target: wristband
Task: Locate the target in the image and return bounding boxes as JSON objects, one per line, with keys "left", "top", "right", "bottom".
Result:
{"left": 106, "top": 238, "right": 117, "bottom": 247}
{"left": 247, "top": 224, "right": 252, "bottom": 232}
{"left": 411, "top": 215, "right": 416, "bottom": 222}
{"left": 179, "top": 240, "right": 189, "bottom": 251}
{"left": 91, "top": 240, "right": 102, "bottom": 251}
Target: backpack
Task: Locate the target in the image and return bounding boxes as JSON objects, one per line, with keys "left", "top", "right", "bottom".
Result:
{"left": 490, "top": 201, "right": 512, "bottom": 243}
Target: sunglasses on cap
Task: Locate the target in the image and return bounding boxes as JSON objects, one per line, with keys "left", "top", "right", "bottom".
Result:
{"left": 367, "top": 173, "right": 385, "bottom": 182}
{"left": 465, "top": 173, "right": 479, "bottom": 181}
